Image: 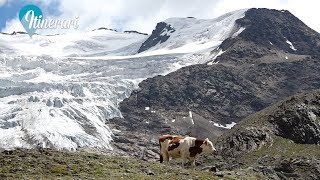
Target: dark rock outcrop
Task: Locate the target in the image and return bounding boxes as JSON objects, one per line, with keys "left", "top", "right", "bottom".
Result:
{"left": 255, "top": 158, "right": 320, "bottom": 179}
{"left": 216, "top": 90, "right": 320, "bottom": 157}
{"left": 210, "top": 90, "right": 320, "bottom": 178}
{"left": 219, "top": 8, "right": 320, "bottom": 66}
{"left": 138, "top": 22, "right": 175, "bottom": 53}
{"left": 124, "top": 30, "right": 148, "bottom": 36}
{"left": 219, "top": 127, "right": 273, "bottom": 157}
{"left": 119, "top": 57, "right": 320, "bottom": 135}
{"left": 269, "top": 93, "right": 320, "bottom": 144}
{"left": 92, "top": 27, "right": 118, "bottom": 32}
{"left": 235, "top": 8, "right": 320, "bottom": 55}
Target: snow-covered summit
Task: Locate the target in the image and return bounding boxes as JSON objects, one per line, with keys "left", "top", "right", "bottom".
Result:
{"left": 0, "top": 29, "right": 147, "bottom": 57}
{"left": 138, "top": 9, "right": 247, "bottom": 53}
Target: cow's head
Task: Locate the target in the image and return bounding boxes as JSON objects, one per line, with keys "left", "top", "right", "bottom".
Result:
{"left": 201, "top": 138, "right": 216, "bottom": 154}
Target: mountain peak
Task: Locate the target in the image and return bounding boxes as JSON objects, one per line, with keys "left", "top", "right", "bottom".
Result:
{"left": 92, "top": 27, "right": 118, "bottom": 32}
{"left": 138, "top": 9, "right": 247, "bottom": 53}
{"left": 233, "top": 8, "right": 320, "bottom": 55}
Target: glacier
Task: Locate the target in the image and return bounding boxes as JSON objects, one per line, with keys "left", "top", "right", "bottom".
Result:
{"left": 0, "top": 9, "right": 247, "bottom": 151}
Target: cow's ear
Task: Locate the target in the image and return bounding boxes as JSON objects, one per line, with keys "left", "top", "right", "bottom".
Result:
{"left": 203, "top": 138, "right": 208, "bottom": 145}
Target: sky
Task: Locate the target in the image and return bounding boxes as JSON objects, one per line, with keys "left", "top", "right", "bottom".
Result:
{"left": 0, "top": 0, "right": 320, "bottom": 35}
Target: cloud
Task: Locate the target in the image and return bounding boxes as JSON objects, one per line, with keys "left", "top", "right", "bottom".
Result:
{"left": 0, "top": 0, "right": 6, "bottom": 7}
{"left": 2, "top": 18, "right": 24, "bottom": 33}
{"left": 1, "top": 0, "right": 320, "bottom": 34}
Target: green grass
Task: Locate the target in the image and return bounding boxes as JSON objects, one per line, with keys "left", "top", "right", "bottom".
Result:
{"left": 244, "top": 136, "right": 320, "bottom": 166}
{"left": 0, "top": 149, "right": 222, "bottom": 179}
{"left": 51, "top": 164, "right": 68, "bottom": 175}
{"left": 0, "top": 148, "right": 270, "bottom": 179}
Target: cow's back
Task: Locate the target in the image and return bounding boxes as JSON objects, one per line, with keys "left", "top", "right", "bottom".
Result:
{"left": 169, "top": 137, "right": 195, "bottom": 156}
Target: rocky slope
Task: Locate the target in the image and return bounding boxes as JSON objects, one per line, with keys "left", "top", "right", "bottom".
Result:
{"left": 217, "top": 89, "right": 320, "bottom": 155}
{"left": 234, "top": 9, "right": 320, "bottom": 56}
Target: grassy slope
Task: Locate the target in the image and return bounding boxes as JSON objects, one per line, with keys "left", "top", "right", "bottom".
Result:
{"left": 244, "top": 136, "right": 320, "bottom": 165}
{"left": 0, "top": 149, "right": 218, "bottom": 180}
{"left": 0, "top": 148, "right": 270, "bottom": 179}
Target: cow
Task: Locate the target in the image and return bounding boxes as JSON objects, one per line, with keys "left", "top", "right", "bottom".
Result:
{"left": 159, "top": 135, "right": 216, "bottom": 167}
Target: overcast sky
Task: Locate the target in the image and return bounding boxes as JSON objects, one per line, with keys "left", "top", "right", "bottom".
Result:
{"left": 0, "top": 0, "right": 319, "bottom": 34}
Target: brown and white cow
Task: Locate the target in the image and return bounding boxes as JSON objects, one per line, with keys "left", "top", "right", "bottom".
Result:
{"left": 159, "top": 135, "right": 216, "bottom": 166}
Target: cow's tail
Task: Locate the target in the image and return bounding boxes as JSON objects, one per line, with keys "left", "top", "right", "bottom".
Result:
{"left": 159, "top": 140, "right": 163, "bottom": 163}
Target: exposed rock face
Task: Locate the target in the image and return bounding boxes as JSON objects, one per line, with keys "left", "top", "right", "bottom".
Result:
{"left": 119, "top": 57, "right": 320, "bottom": 136}
{"left": 138, "top": 22, "right": 175, "bottom": 53}
{"left": 274, "top": 158, "right": 320, "bottom": 179}
{"left": 209, "top": 90, "right": 320, "bottom": 178}
{"left": 219, "top": 8, "right": 320, "bottom": 66}
{"left": 270, "top": 92, "right": 320, "bottom": 144}
{"left": 255, "top": 158, "right": 320, "bottom": 180}
{"left": 92, "top": 27, "right": 118, "bottom": 32}
{"left": 235, "top": 8, "right": 320, "bottom": 55}
{"left": 218, "top": 8, "right": 320, "bottom": 66}
{"left": 219, "top": 127, "right": 273, "bottom": 157}
{"left": 216, "top": 90, "right": 320, "bottom": 157}
{"left": 124, "top": 30, "right": 148, "bottom": 36}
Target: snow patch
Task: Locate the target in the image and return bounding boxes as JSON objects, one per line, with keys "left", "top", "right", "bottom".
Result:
{"left": 189, "top": 111, "right": 194, "bottom": 125}
{"left": 0, "top": 30, "right": 147, "bottom": 57}
{"left": 285, "top": 39, "right": 297, "bottom": 51}
{"left": 112, "top": 129, "right": 121, "bottom": 133}
{"left": 308, "top": 111, "right": 317, "bottom": 121}
{"left": 207, "top": 49, "right": 224, "bottom": 65}
{"left": 213, "top": 122, "right": 236, "bottom": 129}
{"left": 232, "top": 27, "right": 245, "bottom": 38}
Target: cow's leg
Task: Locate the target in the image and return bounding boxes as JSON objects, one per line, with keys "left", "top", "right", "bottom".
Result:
{"left": 191, "top": 159, "right": 196, "bottom": 169}
{"left": 180, "top": 152, "right": 188, "bottom": 168}
{"left": 164, "top": 151, "right": 170, "bottom": 165}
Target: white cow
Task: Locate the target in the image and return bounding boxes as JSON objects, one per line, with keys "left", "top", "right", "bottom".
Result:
{"left": 159, "top": 135, "right": 216, "bottom": 166}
